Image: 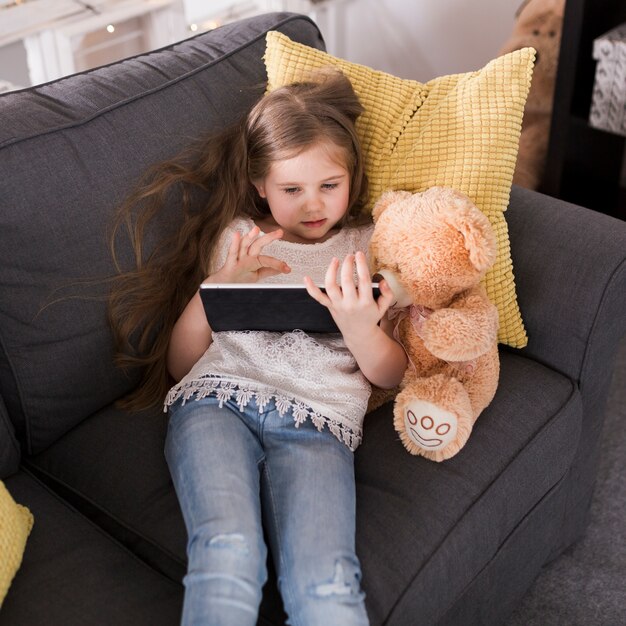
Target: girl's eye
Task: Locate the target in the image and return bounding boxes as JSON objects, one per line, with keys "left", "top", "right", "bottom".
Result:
{"left": 322, "top": 183, "right": 338, "bottom": 190}
{"left": 283, "top": 187, "right": 300, "bottom": 195}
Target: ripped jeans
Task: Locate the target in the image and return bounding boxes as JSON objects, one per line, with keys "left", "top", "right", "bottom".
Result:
{"left": 165, "top": 395, "right": 369, "bottom": 626}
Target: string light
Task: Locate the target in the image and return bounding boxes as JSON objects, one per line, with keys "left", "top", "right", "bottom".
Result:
{"left": 188, "top": 19, "right": 221, "bottom": 33}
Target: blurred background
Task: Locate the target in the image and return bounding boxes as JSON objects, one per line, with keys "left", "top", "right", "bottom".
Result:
{"left": 0, "top": 0, "right": 521, "bottom": 90}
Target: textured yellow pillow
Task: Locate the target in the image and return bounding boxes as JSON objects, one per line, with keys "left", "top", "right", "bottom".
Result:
{"left": 265, "top": 31, "right": 533, "bottom": 348}
{"left": 0, "top": 480, "right": 33, "bottom": 606}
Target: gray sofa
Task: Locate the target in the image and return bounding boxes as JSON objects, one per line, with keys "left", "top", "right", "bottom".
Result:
{"left": 1, "top": 12, "right": 625, "bottom": 626}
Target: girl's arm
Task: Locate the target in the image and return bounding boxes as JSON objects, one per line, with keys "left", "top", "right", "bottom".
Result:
{"left": 167, "top": 290, "right": 213, "bottom": 382}
{"left": 342, "top": 311, "right": 407, "bottom": 389}
{"left": 167, "top": 226, "right": 290, "bottom": 381}
{"left": 305, "top": 251, "right": 407, "bottom": 389}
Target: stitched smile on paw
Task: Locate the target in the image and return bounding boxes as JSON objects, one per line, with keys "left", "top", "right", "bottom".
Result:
{"left": 404, "top": 404, "right": 458, "bottom": 450}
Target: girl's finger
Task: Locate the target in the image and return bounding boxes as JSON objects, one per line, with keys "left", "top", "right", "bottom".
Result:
{"left": 257, "top": 254, "right": 290, "bottom": 274}
{"left": 339, "top": 254, "right": 358, "bottom": 300}
{"left": 248, "top": 228, "right": 283, "bottom": 257}
{"left": 354, "top": 251, "right": 372, "bottom": 300}
{"left": 225, "top": 231, "right": 241, "bottom": 266}
{"left": 304, "top": 276, "right": 332, "bottom": 307}
{"left": 246, "top": 225, "right": 260, "bottom": 239}
{"left": 324, "top": 258, "right": 342, "bottom": 301}
{"left": 238, "top": 226, "right": 260, "bottom": 257}
{"left": 258, "top": 266, "right": 288, "bottom": 280}
{"left": 376, "top": 279, "right": 395, "bottom": 316}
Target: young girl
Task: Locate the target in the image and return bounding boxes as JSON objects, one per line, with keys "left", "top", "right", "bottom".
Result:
{"left": 109, "top": 69, "right": 407, "bottom": 626}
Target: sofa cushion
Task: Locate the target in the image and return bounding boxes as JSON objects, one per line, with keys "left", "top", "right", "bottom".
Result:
{"left": 265, "top": 30, "right": 534, "bottom": 349}
{"left": 26, "top": 406, "right": 186, "bottom": 581}
{"left": 0, "top": 14, "right": 324, "bottom": 455}
{"left": 0, "top": 470, "right": 182, "bottom": 626}
{"left": 356, "top": 352, "right": 581, "bottom": 624}
{"left": 26, "top": 350, "right": 580, "bottom": 623}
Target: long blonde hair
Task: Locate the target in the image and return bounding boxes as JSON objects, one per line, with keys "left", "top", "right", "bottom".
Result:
{"left": 108, "top": 69, "right": 370, "bottom": 411}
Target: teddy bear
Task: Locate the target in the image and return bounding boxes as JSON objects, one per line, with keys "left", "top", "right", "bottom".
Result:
{"left": 498, "top": 0, "right": 565, "bottom": 190}
{"left": 369, "top": 187, "right": 500, "bottom": 462}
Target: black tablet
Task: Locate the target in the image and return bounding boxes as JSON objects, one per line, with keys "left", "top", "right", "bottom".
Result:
{"left": 199, "top": 283, "right": 381, "bottom": 333}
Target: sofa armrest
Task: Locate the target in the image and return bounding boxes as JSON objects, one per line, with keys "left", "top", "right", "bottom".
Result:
{"left": 506, "top": 185, "right": 626, "bottom": 393}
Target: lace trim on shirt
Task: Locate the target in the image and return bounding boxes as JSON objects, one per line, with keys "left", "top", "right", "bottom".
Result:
{"left": 164, "top": 378, "right": 362, "bottom": 451}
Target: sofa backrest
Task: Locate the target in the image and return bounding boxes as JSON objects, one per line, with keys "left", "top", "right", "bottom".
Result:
{"left": 0, "top": 13, "right": 324, "bottom": 455}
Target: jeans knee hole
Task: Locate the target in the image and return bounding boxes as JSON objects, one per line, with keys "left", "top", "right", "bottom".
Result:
{"left": 206, "top": 533, "right": 249, "bottom": 556}
{"left": 310, "top": 559, "right": 364, "bottom": 600}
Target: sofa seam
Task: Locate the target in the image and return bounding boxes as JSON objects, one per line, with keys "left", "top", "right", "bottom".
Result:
{"left": 0, "top": 13, "right": 321, "bottom": 151}
{"left": 384, "top": 378, "right": 579, "bottom": 624}
{"left": 0, "top": 326, "right": 31, "bottom": 454}
{"left": 0, "top": 394, "right": 21, "bottom": 463}
{"left": 22, "top": 459, "right": 185, "bottom": 568}
{"left": 578, "top": 256, "right": 626, "bottom": 386}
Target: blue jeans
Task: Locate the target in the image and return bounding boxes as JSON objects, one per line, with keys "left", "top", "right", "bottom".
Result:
{"left": 164, "top": 395, "right": 369, "bottom": 626}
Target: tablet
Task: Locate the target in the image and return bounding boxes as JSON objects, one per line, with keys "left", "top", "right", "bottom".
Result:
{"left": 199, "top": 283, "right": 381, "bottom": 333}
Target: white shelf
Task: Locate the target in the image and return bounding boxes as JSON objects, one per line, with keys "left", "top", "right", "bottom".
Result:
{"left": 0, "top": 0, "right": 349, "bottom": 89}
{"left": 0, "top": 0, "right": 87, "bottom": 46}
{"left": 0, "top": 0, "right": 187, "bottom": 86}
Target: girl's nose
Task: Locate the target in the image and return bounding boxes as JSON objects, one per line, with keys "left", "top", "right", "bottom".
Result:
{"left": 305, "top": 192, "right": 324, "bottom": 210}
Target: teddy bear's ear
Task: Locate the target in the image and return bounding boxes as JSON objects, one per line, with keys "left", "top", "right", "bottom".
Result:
{"left": 449, "top": 199, "right": 498, "bottom": 272}
{"left": 371, "top": 190, "right": 413, "bottom": 222}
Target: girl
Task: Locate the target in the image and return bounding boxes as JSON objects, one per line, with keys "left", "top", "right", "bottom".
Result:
{"left": 109, "top": 69, "right": 407, "bottom": 626}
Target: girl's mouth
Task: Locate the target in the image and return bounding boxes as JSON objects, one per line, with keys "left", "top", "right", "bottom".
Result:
{"left": 302, "top": 219, "right": 326, "bottom": 228}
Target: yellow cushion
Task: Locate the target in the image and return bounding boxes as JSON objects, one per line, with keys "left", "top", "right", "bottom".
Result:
{"left": 264, "top": 32, "right": 533, "bottom": 348}
{"left": 0, "top": 480, "right": 33, "bottom": 606}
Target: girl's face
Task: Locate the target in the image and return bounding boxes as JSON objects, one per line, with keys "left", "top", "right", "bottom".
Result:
{"left": 253, "top": 141, "right": 351, "bottom": 243}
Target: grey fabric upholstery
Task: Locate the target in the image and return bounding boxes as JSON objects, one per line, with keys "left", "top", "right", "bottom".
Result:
{"left": 507, "top": 186, "right": 626, "bottom": 555}
{"left": 1, "top": 11, "right": 625, "bottom": 626}
{"left": 26, "top": 404, "right": 186, "bottom": 581}
{"left": 508, "top": 186, "right": 626, "bottom": 390}
{"left": 0, "top": 395, "right": 20, "bottom": 478}
{"left": 0, "top": 471, "right": 183, "bottom": 625}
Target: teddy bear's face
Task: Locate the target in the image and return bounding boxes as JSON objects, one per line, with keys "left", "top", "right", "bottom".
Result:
{"left": 370, "top": 189, "right": 495, "bottom": 311}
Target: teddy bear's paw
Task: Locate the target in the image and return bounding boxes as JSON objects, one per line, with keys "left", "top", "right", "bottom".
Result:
{"left": 403, "top": 401, "right": 458, "bottom": 452}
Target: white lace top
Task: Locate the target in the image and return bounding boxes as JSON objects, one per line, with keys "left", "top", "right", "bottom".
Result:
{"left": 164, "top": 217, "right": 375, "bottom": 450}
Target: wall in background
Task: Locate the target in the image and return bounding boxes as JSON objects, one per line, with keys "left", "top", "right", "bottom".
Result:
{"left": 0, "top": 39, "right": 29, "bottom": 88}
{"left": 325, "top": 0, "right": 522, "bottom": 81}
{"left": 0, "top": 0, "right": 524, "bottom": 88}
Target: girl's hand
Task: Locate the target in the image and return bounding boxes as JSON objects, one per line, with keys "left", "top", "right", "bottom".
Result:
{"left": 305, "top": 251, "right": 407, "bottom": 389}
{"left": 207, "top": 226, "right": 290, "bottom": 283}
{"left": 169, "top": 226, "right": 289, "bottom": 382}
{"left": 304, "top": 251, "right": 394, "bottom": 338}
